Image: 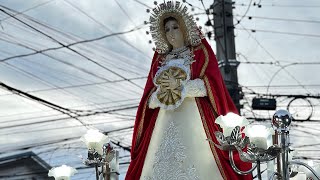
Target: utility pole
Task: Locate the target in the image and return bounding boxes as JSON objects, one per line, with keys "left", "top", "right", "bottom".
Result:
{"left": 207, "top": 0, "right": 242, "bottom": 112}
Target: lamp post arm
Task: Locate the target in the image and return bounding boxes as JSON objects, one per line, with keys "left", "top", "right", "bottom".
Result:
{"left": 95, "top": 165, "right": 99, "bottom": 180}
{"left": 289, "top": 161, "right": 320, "bottom": 180}
{"left": 229, "top": 149, "right": 257, "bottom": 175}
{"left": 256, "top": 160, "right": 262, "bottom": 180}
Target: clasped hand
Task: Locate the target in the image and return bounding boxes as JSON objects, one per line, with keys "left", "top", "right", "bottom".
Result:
{"left": 160, "top": 77, "right": 181, "bottom": 90}
{"left": 148, "top": 78, "right": 207, "bottom": 109}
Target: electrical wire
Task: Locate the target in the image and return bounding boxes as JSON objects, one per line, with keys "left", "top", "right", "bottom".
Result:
{"left": 0, "top": 0, "right": 54, "bottom": 22}
{"left": 265, "top": 63, "right": 313, "bottom": 95}
{"left": 236, "top": 23, "right": 276, "bottom": 60}
{"left": 0, "top": 76, "right": 139, "bottom": 130}
{"left": 0, "top": 60, "right": 115, "bottom": 107}
{"left": 234, "top": 3, "right": 320, "bottom": 8}
{"left": 243, "top": 84, "right": 320, "bottom": 88}
{"left": 131, "top": 0, "right": 152, "bottom": 9}
{"left": 0, "top": 23, "right": 146, "bottom": 96}
{"left": 0, "top": 31, "right": 114, "bottom": 82}
{"left": 235, "top": 14, "right": 320, "bottom": 24}
{"left": 0, "top": 81, "right": 91, "bottom": 127}
{"left": 0, "top": 100, "right": 138, "bottom": 130}
{"left": 239, "top": 61, "right": 320, "bottom": 65}
{"left": 0, "top": 6, "right": 146, "bottom": 90}
{"left": 234, "top": 23, "right": 315, "bottom": 96}
{"left": 0, "top": 77, "right": 146, "bottom": 97}
{"left": 63, "top": 0, "right": 150, "bottom": 60}
{"left": 184, "top": 0, "right": 205, "bottom": 11}
{"left": 0, "top": 98, "right": 138, "bottom": 123}
{"left": 236, "top": 27, "right": 320, "bottom": 38}
{"left": 0, "top": 5, "right": 150, "bottom": 74}
{"left": 234, "top": 0, "right": 253, "bottom": 26}
{"left": 112, "top": 0, "right": 137, "bottom": 26}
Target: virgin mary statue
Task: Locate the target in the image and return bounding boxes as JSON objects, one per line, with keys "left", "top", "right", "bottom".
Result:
{"left": 125, "top": 1, "right": 252, "bottom": 180}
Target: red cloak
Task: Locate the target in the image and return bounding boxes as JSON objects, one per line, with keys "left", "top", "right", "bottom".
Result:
{"left": 125, "top": 38, "right": 252, "bottom": 180}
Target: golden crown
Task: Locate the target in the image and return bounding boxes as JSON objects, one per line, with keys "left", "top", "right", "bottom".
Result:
{"left": 146, "top": 1, "right": 203, "bottom": 54}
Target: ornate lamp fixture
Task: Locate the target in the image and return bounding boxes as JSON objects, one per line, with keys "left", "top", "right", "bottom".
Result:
{"left": 81, "top": 129, "right": 119, "bottom": 180}
{"left": 212, "top": 109, "right": 320, "bottom": 180}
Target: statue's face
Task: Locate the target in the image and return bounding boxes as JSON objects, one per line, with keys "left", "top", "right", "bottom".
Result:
{"left": 165, "top": 20, "right": 185, "bottom": 49}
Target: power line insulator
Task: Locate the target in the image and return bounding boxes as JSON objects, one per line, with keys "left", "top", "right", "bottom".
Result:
{"left": 207, "top": 31, "right": 212, "bottom": 40}
{"left": 205, "top": 19, "right": 212, "bottom": 26}
{"left": 209, "top": 4, "right": 216, "bottom": 9}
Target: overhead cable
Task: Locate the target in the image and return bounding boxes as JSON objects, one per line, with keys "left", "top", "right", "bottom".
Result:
{"left": 0, "top": 6, "right": 146, "bottom": 90}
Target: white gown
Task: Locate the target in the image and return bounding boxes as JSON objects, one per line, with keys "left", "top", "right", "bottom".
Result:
{"left": 140, "top": 57, "right": 224, "bottom": 180}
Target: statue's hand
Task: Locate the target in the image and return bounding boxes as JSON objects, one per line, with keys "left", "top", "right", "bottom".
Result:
{"left": 161, "top": 77, "right": 181, "bottom": 90}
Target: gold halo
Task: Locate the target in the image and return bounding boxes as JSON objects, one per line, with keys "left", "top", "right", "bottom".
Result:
{"left": 148, "top": 1, "right": 204, "bottom": 54}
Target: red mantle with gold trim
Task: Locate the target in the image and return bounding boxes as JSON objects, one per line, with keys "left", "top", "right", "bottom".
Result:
{"left": 125, "top": 39, "right": 252, "bottom": 180}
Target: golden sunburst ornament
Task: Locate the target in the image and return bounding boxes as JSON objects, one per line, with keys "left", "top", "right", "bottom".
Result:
{"left": 154, "top": 66, "right": 188, "bottom": 106}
